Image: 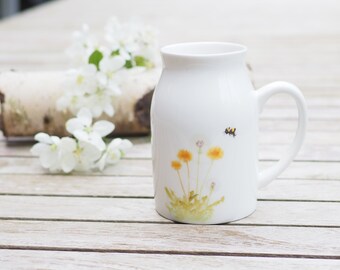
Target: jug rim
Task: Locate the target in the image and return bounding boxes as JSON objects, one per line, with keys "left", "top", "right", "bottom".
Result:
{"left": 161, "top": 42, "right": 247, "bottom": 57}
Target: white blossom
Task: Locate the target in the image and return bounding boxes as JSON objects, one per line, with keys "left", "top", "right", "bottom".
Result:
{"left": 32, "top": 18, "right": 160, "bottom": 174}
{"left": 105, "top": 17, "right": 160, "bottom": 67}
{"left": 105, "top": 17, "right": 139, "bottom": 53}
{"left": 58, "top": 17, "right": 160, "bottom": 118}
{"left": 97, "top": 138, "right": 132, "bottom": 171}
{"left": 57, "top": 64, "right": 122, "bottom": 117}
{"left": 66, "top": 108, "right": 114, "bottom": 151}
{"left": 59, "top": 137, "right": 102, "bottom": 173}
{"left": 30, "top": 133, "right": 61, "bottom": 172}
{"left": 99, "top": 54, "right": 125, "bottom": 79}
{"left": 66, "top": 24, "right": 98, "bottom": 66}
{"left": 69, "top": 64, "right": 98, "bottom": 93}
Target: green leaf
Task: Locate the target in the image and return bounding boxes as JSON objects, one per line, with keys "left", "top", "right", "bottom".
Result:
{"left": 111, "top": 49, "right": 120, "bottom": 56}
{"left": 134, "top": 55, "right": 153, "bottom": 68}
{"left": 124, "top": 60, "right": 133, "bottom": 69}
{"left": 88, "top": 50, "right": 103, "bottom": 70}
{"left": 134, "top": 56, "right": 146, "bottom": 66}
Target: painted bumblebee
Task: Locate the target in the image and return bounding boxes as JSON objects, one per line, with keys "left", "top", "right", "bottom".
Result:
{"left": 224, "top": 127, "right": 236, "bottom": 137}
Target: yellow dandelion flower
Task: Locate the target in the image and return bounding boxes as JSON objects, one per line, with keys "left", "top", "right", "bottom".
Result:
{"left": 207, "top": 147, "right": 224, "bottom": 160}
{"left": 177, "top": 149, "right": 192, "bottom": 162}
{"left": 171, "top": 160, "right": 182, "bottom": 170}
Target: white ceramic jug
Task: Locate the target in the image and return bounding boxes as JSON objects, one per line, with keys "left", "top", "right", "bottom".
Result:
{"left": 151, "top": 42, "right": 307, "bottom": 224}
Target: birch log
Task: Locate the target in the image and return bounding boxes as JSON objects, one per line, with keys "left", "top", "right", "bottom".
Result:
{"left": 0, "top": 69, "right": 160, "bottom": 140}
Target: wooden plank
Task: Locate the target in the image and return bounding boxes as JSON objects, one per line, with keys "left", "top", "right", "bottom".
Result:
{"left": 259, "top": 144, "right": 340, "bottom": 162}
{"left": 259, "top": 120, "right": 340, "bottom": 132}
{"left": 1, "top": 250, "right": 339, "bottom": 270}
{"left": 259, "top": 108, "right": 340, "bottom": 120}
{"left": 0, "top": 196, "right": 339, "bottom": 227}
{"left": 257, "top": 94, "right": 340, "bottom": 107}
{"left": 258, "top": 179, "right": 340, "bottom": 201}
{"left": 0, "top": 157, "right": 339, "bottom": 180}
{"left": 0, "top": 220, "right": 339, "bottom": 257}
{"left": 1, "top": 143, "right": 340, "bottom": 162}
{"left": 262, "top": 161, "right": 340, "bottom": 180}
{"left": 0, "top": 175, "right": 339, "bottom": 202}
{"left": 0, "top": 175, "right": 153, "bottom": 197}
{"left": 0, "top": 157, "right": 152, "bottom": 176}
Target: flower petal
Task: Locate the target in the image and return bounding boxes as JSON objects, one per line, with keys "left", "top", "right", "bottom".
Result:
{"left": 79, "top": 141, "right": 102, "bottom": 162}
{"left": 91, "top": 106, "right": 103, "bottom": 118}
{"left": 66, "top": 118, "right": 84, "bottom": 134}
{"left": 103, "top": 103, "right": 114, "bottom": 117}
{"left": 60, "top": 152, "right": 77, "bottom": 173}
{"left": 83, "top": 63, "right": 97, "bottom": 74}
{"left": 34, "top": 133, "right": 52, "bottom": 144}
{"left": 96, "top": 153, "right": 108, "bottom": 171}
{"left": 30, "top": 143, "right": 50, "bottom": 156}
{"left": 77, "top": 108, "right": 93, "bottom": 126}
{"left": 87, "top": 134, "right": 106, "bottom": 151}
{"left": 56, "top": 96, "right": 69, "bottom": 111}
{"left": 73, "top": 130, "right": 90, "bottom": 141}
{"left": 96, "top": 71, "right": 108, "bottom": 85}
{"left": 107, "top": 82, "right": 121, "bottom": 96}
{"left": 119, "top": 139, "right": 133, "bottom": 150}
{"left": 93, "top": 120, "right": 115, "bottom": 137}
{"left": 39, "top": 150, "right": 58, "bottom": 169}
{"left": 106, "top": 148, "right": 121, "bottom": 164}
{"left": 110, "top": 56, "right": 125, "bottom": 71}
{"left": 50, "top": 136, "right": 61, "bottom": 145}
{"left": 59, "top": 137, "right": 77, "bottom": 153}
{"left": 107, "top": 138, "right": 121, "bottom": 148}
{"left": 99, "top": 58, "right": 110, "bottom": 74}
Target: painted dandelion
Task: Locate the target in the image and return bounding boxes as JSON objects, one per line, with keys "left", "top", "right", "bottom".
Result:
{"left": 165, "top": 141, "right": 225, "bottom": 222}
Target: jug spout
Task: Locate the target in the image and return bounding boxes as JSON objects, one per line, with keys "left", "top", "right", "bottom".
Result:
{"left": 161, "top": 42, "right": 247, "bottom": 69}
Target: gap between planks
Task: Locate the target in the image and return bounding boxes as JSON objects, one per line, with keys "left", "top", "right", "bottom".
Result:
{"left": 0, "top": 158, "right": 339, "bottom": 180}
{"left": 1, "top": 247, "right": 340, "bottom": 261}
{"left": 1, "top": 144, "right": 340, "bottom": 162}
{"left": 0, "top": 196, "right": 339, "bottom": 227}
{"left": 0, "top": 175, "right": 339, "bottom": 201}
{"left": 1, "top": 250, "right": 340, "bottom": 270}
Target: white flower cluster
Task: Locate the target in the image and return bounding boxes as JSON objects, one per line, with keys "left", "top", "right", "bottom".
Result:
{"left": 31, "top": 18, "right": 158, "bottom": 173}
{"left": 31, "top": 109, "right": 132, "bottom": 173}
{"left": 57, "top": 17, "right": 160, "bottom": 117}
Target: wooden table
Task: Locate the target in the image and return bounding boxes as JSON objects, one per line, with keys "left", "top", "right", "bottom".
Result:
{"left": 0, "top": 0, "right": 340, "bottom": 268}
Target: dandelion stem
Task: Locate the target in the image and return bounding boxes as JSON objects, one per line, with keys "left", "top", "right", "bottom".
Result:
{"left": 177, "top": 170, "right": 187, "bottom": 197}
{"left": 185, "top": 161, "right": 190, "bottom": 193}
{"left": 207, "top": 183, "right": 214, "bottom": 205}
{"left": 200, "top": 160, "right": 214, "bottom": 194}
{"left": 195, "top": 151, "right": 201, "bottom": 193}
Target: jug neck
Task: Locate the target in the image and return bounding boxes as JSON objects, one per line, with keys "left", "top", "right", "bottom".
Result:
{"left": 161, "top": 42, "right": 247, "bottom": 69}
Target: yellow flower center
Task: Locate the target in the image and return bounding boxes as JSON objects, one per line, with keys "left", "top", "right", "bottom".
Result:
{"left": 76, "top": 75, "right": 84, "bottom": 85}
{"left": 73, "top": 146, "right": 84, "bottom": 159}
{"left": 95, "top": 88, "right": 104, "bottom": 97}
{"left": 50, "top": 144, "right": 58, "bottom": 151}
{"left": 84, "top": 126, "right": 92, "bottom": 133}
{"left": 71, "top": 96, "right": 78, "bottom": 105}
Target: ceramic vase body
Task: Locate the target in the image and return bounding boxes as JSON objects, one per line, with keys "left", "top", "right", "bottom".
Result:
{"left": 151, "top": 42, "right": 307, "bottom": 224}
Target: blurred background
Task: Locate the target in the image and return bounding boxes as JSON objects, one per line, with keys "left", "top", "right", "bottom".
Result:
{"left": 0, "top": 0, "right": 53, "bottom": 19}
{"left": 0, "top": 0, "right": 339, "bottom": 154}
{"left": 0, "top": 0, "right": 338, "bottom": 89}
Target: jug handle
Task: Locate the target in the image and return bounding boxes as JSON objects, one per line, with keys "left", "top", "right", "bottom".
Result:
{"left": 256, "top": 81, "right": 308, "bottom": 188}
